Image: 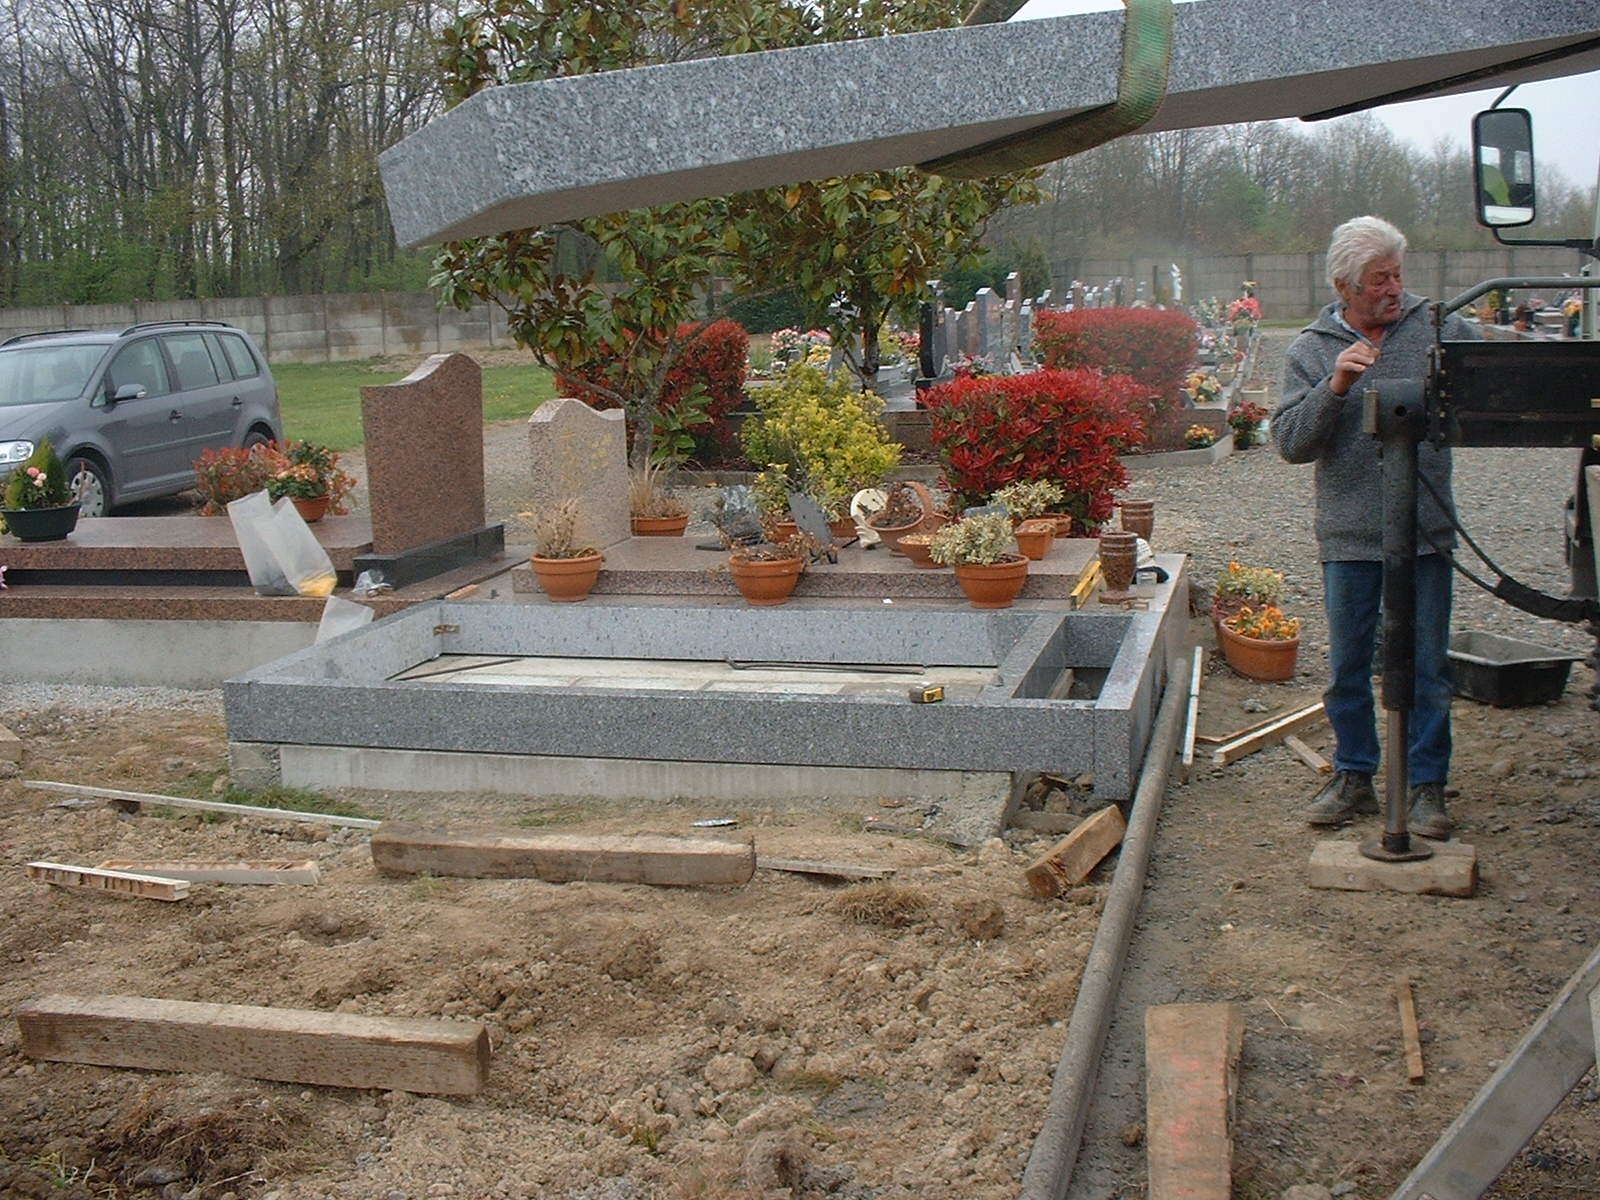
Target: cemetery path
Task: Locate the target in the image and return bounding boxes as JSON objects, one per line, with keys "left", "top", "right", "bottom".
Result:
{"left": 1, "top": 333, "right": 1596, "bottom": 1199}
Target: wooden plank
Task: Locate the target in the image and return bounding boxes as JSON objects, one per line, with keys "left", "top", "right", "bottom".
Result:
{"left": 1398, "top": 973, "right": 1426, "bottom": 1083}
{"left": 1210, "top": 702, "right": 1326, "bottom": 766}
{"left": 1393, "top": 942, "right": 1600, "bottom": 1200}
{"left": 756, "top": 856, "right": 894, "bottom": 881}
{"left": 16, "top": 993, "right": 489, "bottom": 1096}
{"left": 25, "top": 780, "right": 379, "bottom": 830}
{"left": 0, "top": 723, "right": 22, "bottom": 763}
{"left": 98, "top": 859, "right": 321, "bottom": 886}
{"left": 1196, "top": 703, "right": 1316, "bottom": 745}
{"left": 1145, "top": 1003, "right": 1245, "bottom": 1200}
{"left": 27, "top": 861, "right": 189, "bottom": 902}
{"left": 1307, "top": 839, "right": 1478, "bottom": 898}
{"left": 1022, "top": 805, "right": 1126, "bottom": 898}
{"left": 1180, "top": 646, "right": 1204, "bottom": 782}
{"left": 1283, "top": 735, "right": 1332, "bottom": 774}
{"left": 371, "top": 823, "right": 756, "bottom": 887}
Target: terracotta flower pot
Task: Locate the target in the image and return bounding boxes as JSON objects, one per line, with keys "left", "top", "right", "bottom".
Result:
{"left": 2, "top": 503, "right": 80, "bottom": 542}
{"left": 728, "top": 554, "right": 804, "bottom": 606}
{"left": 952, "top": 556, "right": 1029, "bottom": 609}
{"left": 1218, "top": 622, "right": 1300, "bottom": 682}
{"left": 530, "top": 551, "right": 604, "bottom": 602}
{"left": 867, "top": 481, "right": 935, "bottom": 554}
{"left": 896, "top": 535, "right": 943, "bottom": 569}
{"left": 290, "top": 495, "right": 331, "bottom": 524}
{"left": 828, "top": 516, "right": 859, "bottom": 544}
{"left": 631, "top": 513, "right": 689, "bottom": 537}
{"left": 1013, "top": 520, "right": 1055, "bottom": 561}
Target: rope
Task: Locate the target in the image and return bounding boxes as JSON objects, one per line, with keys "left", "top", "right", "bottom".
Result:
{"left": 923, "top": 0, "right": 1173, "bottom": 178}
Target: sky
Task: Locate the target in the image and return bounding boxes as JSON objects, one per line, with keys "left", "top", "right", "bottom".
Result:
{"left": 1010, "top": 0, "right": 1600, "bottom": 189}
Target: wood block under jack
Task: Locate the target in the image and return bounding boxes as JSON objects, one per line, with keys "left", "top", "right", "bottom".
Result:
{"left": 1145, "top": 1003, "right": 1246, "bottom": 1200}
{"left": 1307, "top": 838, "right": 1478, "bottom": 898}
{"left": 1022, "top": 805, "right": 1126, "bottom": 898}
{"left": 0, "top": 724, "right": 22, "bottom": 763}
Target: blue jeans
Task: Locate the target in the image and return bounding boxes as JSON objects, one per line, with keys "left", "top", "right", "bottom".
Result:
{"left": 1322, "top": 555, "right": 1453, "bottom": 785}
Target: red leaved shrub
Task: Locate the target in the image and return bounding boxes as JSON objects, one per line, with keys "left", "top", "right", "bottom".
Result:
{"left": 557, "top": 319, "right": 749, "bottom": 462}
{"left": 1032, "top": 308, "right": 1199, "bottom": 415}
{"left": 921, "top": 368, "right": 1147, "bottom": 533}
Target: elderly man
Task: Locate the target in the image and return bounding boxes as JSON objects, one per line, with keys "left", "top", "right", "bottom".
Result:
{"left": 1273, "top": 215, "right": 1479, "bottom": 838}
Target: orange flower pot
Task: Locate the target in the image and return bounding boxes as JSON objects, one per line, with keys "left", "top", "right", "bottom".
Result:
{"left": 952, "top": 556, "right": 1029, "bottom": 609}
{"left": 1013, "top": 520, "right": 1055, "bottom": 561}
{"left": 631, "top": 513, "right": 689, "bottom": 537}
{"left": 728, "top": 555, "right": 804, "bottom": 606}
{"left": 1218, "top": 622, "right": 1300, "bottom": 682}
{"left": 530, "top": 552, "right": 604, "bottom": 602}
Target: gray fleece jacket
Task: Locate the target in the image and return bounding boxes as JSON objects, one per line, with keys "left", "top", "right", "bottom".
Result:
{"left": 1273, "top": 292, "right": 1479, "bottom": 563}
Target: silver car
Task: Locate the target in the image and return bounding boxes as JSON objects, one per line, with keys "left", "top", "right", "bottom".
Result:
{"left": 0, "top": 320, "right": 283, "bottom": 516}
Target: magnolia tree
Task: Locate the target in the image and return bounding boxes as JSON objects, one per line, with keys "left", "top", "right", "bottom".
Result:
{"left": 429, "top": 0, "right": 1042, "bottom": 467}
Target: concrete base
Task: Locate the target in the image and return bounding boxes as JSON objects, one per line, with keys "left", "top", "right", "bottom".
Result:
{"left": 0, "top": 618, "right": 318, "bottom": 688}
{"left": 1307, "top": 838, "right": 1479, "bottom": 898}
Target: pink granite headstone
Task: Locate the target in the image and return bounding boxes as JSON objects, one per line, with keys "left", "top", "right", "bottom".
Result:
{"left": 360, "top": 353, "right": 486, "bottom": 555}
{"left": 527, "top": 398, "right": 630, "bottom": 551}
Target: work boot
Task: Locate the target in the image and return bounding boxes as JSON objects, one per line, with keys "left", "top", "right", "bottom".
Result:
{"left": 1407, "top": 783, "right": 1455, "bottom": 840}
{"left": 1303, "top": 770, "right": 1379, "bottom": 827}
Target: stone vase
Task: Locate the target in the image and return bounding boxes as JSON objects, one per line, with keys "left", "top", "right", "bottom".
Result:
{"left": 1098, "top": 531, "right": 1139, "bottom": 597}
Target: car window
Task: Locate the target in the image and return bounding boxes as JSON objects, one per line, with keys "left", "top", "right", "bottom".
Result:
{"left": 0, "top": 344, "right": 106, "bottom": 407}
{"left": 215, "top": 332, "right": 261, "bottom": 380}
{"left": 105, "top": 339, "right": 171, "bottom": 399}
{"left": 163, "top": 332, "right": 222, "bottom": 391}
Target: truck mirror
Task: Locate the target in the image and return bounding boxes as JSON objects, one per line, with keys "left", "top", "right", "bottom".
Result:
{"left": 1472, "top": 108, "right": 1536, "bottom": 228}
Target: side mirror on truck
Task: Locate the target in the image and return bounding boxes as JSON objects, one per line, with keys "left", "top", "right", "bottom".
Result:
{"left": 1472, "top": 107, "right": 1537, "bottom": 228}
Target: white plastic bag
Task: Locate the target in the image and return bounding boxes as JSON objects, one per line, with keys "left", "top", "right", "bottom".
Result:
{"left": 315, "top": 595, "right": 374, "bottom": 643}
{"left": 227, "top": 490, "right": 338, "bottom": 598}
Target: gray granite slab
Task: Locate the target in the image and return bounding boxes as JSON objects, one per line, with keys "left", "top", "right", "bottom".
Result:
{"left": 381, "top": 3, "right": 1600, "bottom": 243}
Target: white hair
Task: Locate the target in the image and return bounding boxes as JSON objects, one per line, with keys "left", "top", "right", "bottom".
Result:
{"left": 1326, "top": 216, "right": 1406, "bottom": 292}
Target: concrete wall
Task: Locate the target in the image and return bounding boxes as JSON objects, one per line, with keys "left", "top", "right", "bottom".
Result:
{"left": 0, "top": 244, "right": 1586, "bottom": 362}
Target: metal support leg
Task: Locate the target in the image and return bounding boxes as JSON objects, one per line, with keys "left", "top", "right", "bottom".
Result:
{"left": 1363, "top": 382, "right": 1431, "bottom": 864}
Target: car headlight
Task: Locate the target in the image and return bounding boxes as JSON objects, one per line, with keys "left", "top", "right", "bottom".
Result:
{"left": 0, "top": 440, "right": 35, "bottom": 466}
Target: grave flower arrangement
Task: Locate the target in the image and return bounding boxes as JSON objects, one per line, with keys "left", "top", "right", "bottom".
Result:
{"left": 1184, "top": 372, "right": 1223, "bottom": 406}
{"left": 1211, "top": 561, "right": 1285, "bottom": 624}
{"left": 928, "top": 511, "right": 1018, "bottom": 566}
{"left": 530, "top": 498, "right": 598, "bottom": 560}
{"left": 1228, "top": 399, "right": 1270, "bottom": 447}
{"left": 1223, "top": 603, "right": 1300, "bottom": 642}
{"left": 264, "top": 441, "right": 356, "bottom": 512}
{"left": 3, "top": 438, "right": 73, "bottom": 511}
{"left": 1227, "top": 295, "right": 1262, "bottom": 330}
{"left": 192, "top": 444, "right": 280, "bottom": 514}
{"left": 1184, "top": 424, "right": 1219, "bottom": 449}
{"left": 991, "top": 478, "right": 1066, "bottom": 521}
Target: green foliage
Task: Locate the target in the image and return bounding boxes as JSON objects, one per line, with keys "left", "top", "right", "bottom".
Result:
{"left": 740, "top": 366, "right": 900, "bottom": 518}
{"left": 991, "top": 479, "right": 1065, "bottom": 520}
{"left": 724, "top": 287, "right": 809, "bottom": 334}
{"left": 2, "top": 438, "right": 72, "bottom": 509}
{"left": 928, "top": 512, "right": 1017, "bottom": 566}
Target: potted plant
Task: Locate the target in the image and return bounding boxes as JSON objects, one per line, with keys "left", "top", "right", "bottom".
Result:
{"left": 628, "top": 458, "right": 690, "bottom": 536}
{"left": 865, "top": 480, "right": 935, "bottom": 553}
{"left": 529, "top": 499, "right": 604, "bottom": 602}
{"left": 929, "top": 511, "right": 1029, "bottom": 608}
{"left": 1211, "top": 562, "right": 1286, "bottom": 630}
{"left": 1228, "top": 400, "right": 1270, "bottom": 449}
{"left": 727, "top": 527, "right": 815, "bottom": 606}
{"left": 991, "top": 479, "right": 1066, "bottom": 524}
{"left": 264, "top": 440, "right": 356, "bottom": 523}
{"left": 1219, "top": 603, "right": 1301, "bottom": 682}
{"left": 894, "top": 530, "right": 942, "bottom": 569}
{"left": 1, "top": 437, "right": 80, "bottom": 541}
{"left": 1184, "top": 424, "right": 1220, "bottom": 449}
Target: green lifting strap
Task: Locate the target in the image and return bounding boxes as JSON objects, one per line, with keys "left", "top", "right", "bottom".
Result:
{"left": 923, "top": 0, "right": 1173, "bottom": 178}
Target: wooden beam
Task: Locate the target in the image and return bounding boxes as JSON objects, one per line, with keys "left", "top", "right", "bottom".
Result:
{"left": 1398, "top": 973, "right": 1426, "bottom": 1083}
{"left": 25, "top": 780, "right": 379, "bottom": 830}
{"left": 1180, "top": 646, "right": 1204, "bottom": 782}
{"left": 1022, "top": 805, "right": 1126, "bottom": 898}
{"left": 371, "top": 823, "right": 756, "bottom": 887}
{"left": 1307, "top": 839, "right": 1477, "bottom": 898}
{"left": 1210, "top": 702, "right": 1326, "bottom": 766}
{"left": 1197, "top": 703, "right": 1318, "bottom": 745}
{"left": 1283, "top": 735, "right": 1332, "bottom": 775}
{"left": 16, "top": 994, "right": 489, "bottom": 1096}
{"left": 1145, "top": 1003, "right": 1245, "bottom": 1200}
{"left": 98, "top": 860, "right": 321, "bottom": 886}
{"left": 27, "top": 861, "right": 189, "bottom": 902}
{"left": 0, "top": 723, "right": 22, "bottom": 763}
{"left": 756, "top": 856, "right": 894, "bottom": 881}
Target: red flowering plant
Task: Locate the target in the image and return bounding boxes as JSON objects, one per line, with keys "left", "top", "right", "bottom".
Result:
{"left": 920, "top": 368, "right": 1146, "bottom": 535}
{"left": 1031, "top": 307, "right": 1199, "bottom": 423}
{"left": 1228, "top": 400, "right": 1269, "bottom": 437}
{"left": 192, "top": 444, "right": 280, "bottom": 515}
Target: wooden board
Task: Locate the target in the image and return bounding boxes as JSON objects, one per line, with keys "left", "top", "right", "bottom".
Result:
{"left": 1307, "top": 839, "right": 1478, "bottom": 898}
{"left": 27, "top": 861, "right": 189, "bottom": 902}
{"left": 25, "top": 780, "right": 379, "bottom": 829}
{"left": 1180, "top": 646, "right": 1204, "bottom": 782}
{"left": 1398, "top": 973, "right": 1426, "bottom": 1083}
{"left": 756, "top": 857, "right": 894, "bottom": 881}
{"left": 98, "top": 859, "right": 321, "bottom": 886}
{"left": 1022, "top": 805, "right": 1126, "bottom": 898}
{"left": 1210, "top": 702, "right": 1326, "bottom": 766}
{"left": 16, "top": 993, "right": 489, "bottom": 1095}
{"left": 1283, "top": 735, "right": 1332, "bottom": 774}
{"left": 1145, "top": 1003, "right": 1245, "bottom": 1200}
{"left": 0, "top": 724, "right": 21, "bottom": 763}
{"left": 371, "top": 823, "right": 756, "bottom": 887}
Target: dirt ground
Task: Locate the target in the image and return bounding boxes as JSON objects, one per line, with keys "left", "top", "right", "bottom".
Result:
{"left": 0, "top": 610, "right": 1595, "bottom": 1200}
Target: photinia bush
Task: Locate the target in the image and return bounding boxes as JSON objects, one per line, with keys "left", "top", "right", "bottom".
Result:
{"left": 1031, "top": 308, "right": 1199, "bottom": 417}
{"left": 558, "top": 319, "right": 750, "bottom": 463}
{"left": 920, "top": 368, "right": 1147, "bottom": 534}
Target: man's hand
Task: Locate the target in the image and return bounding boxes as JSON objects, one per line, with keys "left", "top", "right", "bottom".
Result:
{"left": 1331, "top": 340, "right": 1379, "bottom": 396}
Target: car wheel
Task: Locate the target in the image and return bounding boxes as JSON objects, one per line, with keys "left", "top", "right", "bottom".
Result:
{"left": 242, "top": 429, "right": 274, "bottom": 451}
{"left": 66, "top": 456, "right": 110, "bottom": 517}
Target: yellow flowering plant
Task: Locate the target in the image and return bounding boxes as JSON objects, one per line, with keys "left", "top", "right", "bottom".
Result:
{"left": 1184, "top": 424, "right": 1219, "bottom": 448}
{"left": 1224, "top": 604, "right": 1300, "bottom": 642}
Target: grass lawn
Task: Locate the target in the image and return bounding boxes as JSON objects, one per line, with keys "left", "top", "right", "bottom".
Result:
{"left": 269, "top": 359, "right": 558, "bottom": 450}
